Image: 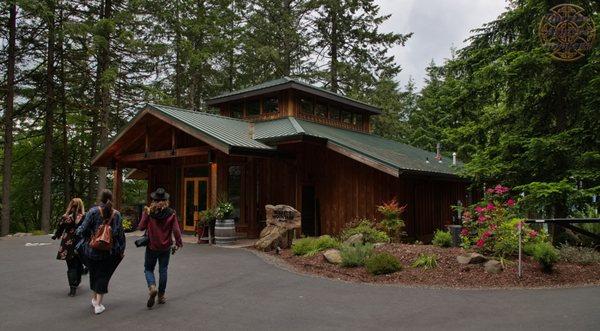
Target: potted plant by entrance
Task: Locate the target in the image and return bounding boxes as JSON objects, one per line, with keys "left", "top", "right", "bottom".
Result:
{"left": 214, "top": 200, "right": 236, "bottom": 245}
{"left": 197, "top": 209, "right": 216, "bottom": 244}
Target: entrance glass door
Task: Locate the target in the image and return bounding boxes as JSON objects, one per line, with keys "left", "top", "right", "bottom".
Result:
{"left": 183, "top": 177, "right": 209, "bottom": 232}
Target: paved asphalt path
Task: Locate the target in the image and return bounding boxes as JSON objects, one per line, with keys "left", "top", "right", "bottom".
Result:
{"left": 1, "top": 235, "right": 599, "bottom": 331}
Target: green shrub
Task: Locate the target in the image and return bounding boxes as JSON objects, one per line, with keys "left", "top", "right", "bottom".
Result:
{"left": 411, "top": 253, "right": 438, "bottom": 269}
{"left": 527, "top": 242, "right": 559, "bottom": 272}
{"left": 340, "top": 219, "right": 389, "bottom": 243}
{"left": 340, "top": 243, "right": 374, "bottom": 267}
{"left": 377, "top": 198, "right": 407, "bottom": 242}
{"left": 432, "top": 230, "right": 452, "bottom": 247}
{"left": 365, "top": 252, "right": 402, "bottom": 275}
{"left": 558, "top": 244, "right": 600, "bottom": 265}
{"left": 122, "top": 218, "right": 133, "bottom": 232}
{"left": 291, "top": 235, "right": 340, "bottom": 256}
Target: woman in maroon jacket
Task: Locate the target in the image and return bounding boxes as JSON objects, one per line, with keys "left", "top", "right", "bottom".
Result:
{"left": 138, "top": 188, "right": 183, "bottom": 308}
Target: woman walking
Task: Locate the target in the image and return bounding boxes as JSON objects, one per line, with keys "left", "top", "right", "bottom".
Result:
{"left": 52, "top": 198, "right": 86, "bottom": 296}
{"left": 76, "top": 189, "right": 126, "bottom": 315}
{"left": 138, "top": 188, "right": 183, "bottom": 309}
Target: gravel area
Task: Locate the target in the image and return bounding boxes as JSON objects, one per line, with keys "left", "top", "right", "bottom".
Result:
{"left": 272, "top": 243, "right": 600, "bottom": 289}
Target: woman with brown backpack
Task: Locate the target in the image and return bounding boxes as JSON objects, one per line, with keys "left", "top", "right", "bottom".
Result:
{"left": 76, "top": 189, "right": 126, "bottom": 315}
{"left": 52, "top": 198, "right": 86, "bottom": 297}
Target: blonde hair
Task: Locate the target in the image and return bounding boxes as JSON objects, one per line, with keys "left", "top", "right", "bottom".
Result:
{"left": 149, "top": 200, "right": 169, "bottom": 214}
{"left": 64, "top": 198, "right": 85, "bottom": 216}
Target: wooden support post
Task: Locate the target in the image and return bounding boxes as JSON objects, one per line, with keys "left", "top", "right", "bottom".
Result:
{"left": 113, "top": 162, "right": 122, "bottom": 210}
{"left": 210, "top": 161, "right": 218, "bottom": 207}
{"left": 144, "top": 123, "right": 149, "bottom": 157}
{"left": 171, "top": 127, "right": 176, "bottom": 155}
{"left": 286, "top": 89, "right": 295, "bottom": 116}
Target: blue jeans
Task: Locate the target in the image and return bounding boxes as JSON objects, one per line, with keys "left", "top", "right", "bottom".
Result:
{"left": 144, "top": 248, "right": 170, "bottom": 293}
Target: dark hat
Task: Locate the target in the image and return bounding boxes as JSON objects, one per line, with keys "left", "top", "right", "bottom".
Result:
{"left": 150, "top": 188, "right": 170, "bottom": 201}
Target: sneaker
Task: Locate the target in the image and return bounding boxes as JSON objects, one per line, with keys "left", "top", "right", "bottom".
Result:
{"left": 68, "top": 287, "right": 76, "bottom": 297}
{"left": 91, "top": 298, "right": 97, "bottom": 307}
{"left": 147, "top": 285, "right": 158, "bottom": 308}
{"left": 158, "top": 293, "right": 166, "bottom": 304}
{"left": 94, "top": 304, "right": 106, "bottom": 315}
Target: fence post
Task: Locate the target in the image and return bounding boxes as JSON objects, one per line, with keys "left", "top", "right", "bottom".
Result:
{"left": 518, "top": 221, "right": 522, "bottom": 278}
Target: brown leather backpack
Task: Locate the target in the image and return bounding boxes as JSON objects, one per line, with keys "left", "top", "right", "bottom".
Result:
{"left": 90, "top": 207, "right": 115, "bottom": 251}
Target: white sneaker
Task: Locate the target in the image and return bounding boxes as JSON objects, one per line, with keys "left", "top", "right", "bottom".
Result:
{"left": 94, "top": 304, "right": 105, "bottom": 315}
{"left": 91, "top": 298, "right": 97, "bottom": 307}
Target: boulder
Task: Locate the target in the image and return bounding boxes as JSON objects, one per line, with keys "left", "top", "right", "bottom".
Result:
{"left": 484, "top": 260, "right": 503, "bottom": 274}
{"left": 265, "top": 204, "right": 301, "bottom": 230}
{"left": 344, "top": 233, "right": 364, "bottom": 245}
{"left": 256, "top": 204, "right": 302, "bottom": 252}
{"left": 255, "top": 225, "right": 288, "bottom": 251}
{"left": 457, "top": 252, "right": 488, "bottom": 265}
{"left": 13, "top": 232, "right": 31, "bottom": 238}
{"left": 323, "top": 249, "right": 342, "bottom": 265}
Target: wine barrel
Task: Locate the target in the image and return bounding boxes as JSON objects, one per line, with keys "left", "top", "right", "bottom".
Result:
{"left": 214, "top": 219, "right": 236, "bottom": 245}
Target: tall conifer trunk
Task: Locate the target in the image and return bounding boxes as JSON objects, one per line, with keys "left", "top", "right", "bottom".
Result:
{"left": 174, "top": 0, "right": 182, "bottom": 106}
{"left": 1, "top": 3, "right": 17, "bottom": 236}
{"left": 329, "top": 9, "right": 338, "bottom": 93}
{"left": 58, "top": 1, "right": 70, "bottom": 203}
{"left": 41, "top": 0, "right": 56, "bottom": 233}
{"left": 96, "top": 0, "right": 112, "bottom": 199}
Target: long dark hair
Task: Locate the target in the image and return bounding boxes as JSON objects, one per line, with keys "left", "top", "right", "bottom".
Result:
{"left": 100, "top": 189, "right": 113, "bottom": 220}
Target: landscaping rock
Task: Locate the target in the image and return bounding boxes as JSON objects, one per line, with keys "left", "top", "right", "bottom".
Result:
{"left": 344, "top": 233, "right": 364, "bottom": 245}
{"left": 323, "top": 249, "right": 342, "bottom": 265}
{"left": 13, "top": 232, "right": 31, "bottom": 238}
{"left": 457, "top": 252, "right": 488, "bottom": 265}
{"left": 256, "top": 204, "right": 302, "bottom": 252}
{"left": 265, "top": 204, "right": 301, "bottom": 230}
{"left": 484, "top": 260, "right": 503, "bottom": 274}
{"left": 255, "top": 225, "right": 289, "bottom": 251}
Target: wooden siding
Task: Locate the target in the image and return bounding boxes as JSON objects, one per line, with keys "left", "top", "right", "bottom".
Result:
{"left": 143, "top": 140, "right": 466, "bottom": 240}
{"left": 217, "top": 87, "right": 371, "bottom": 133}
{"left": 279, "top": 143, "right": 467, "bottom": 239}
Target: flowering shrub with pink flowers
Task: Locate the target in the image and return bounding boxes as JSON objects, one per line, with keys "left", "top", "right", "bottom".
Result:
{"left": 459, "top": 185, "right": 547, "bottom": 257}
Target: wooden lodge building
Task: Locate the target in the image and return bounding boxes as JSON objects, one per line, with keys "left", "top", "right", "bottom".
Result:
{"left": 93, "top": 77, "right": 468, "bottom": 240}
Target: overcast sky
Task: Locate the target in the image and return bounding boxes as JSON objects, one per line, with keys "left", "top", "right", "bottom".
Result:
{"left": 376, "top": 0, "right": 509, "bottom": 90}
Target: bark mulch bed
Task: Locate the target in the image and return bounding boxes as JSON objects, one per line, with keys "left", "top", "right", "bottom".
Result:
{"left": 271, "top": 243, "right": 600, "bottom": 289}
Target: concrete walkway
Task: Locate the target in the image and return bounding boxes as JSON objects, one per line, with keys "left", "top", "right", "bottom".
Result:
{"left": 1, "top": 235, "right": 599, "bottom": 330}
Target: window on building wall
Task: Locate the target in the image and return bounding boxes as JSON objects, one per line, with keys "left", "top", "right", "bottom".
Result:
{"left": 315, "top": 102, "right": 327, "bottom": 118}
{"left": 246, "top": 99, "right": 260, "bottom": 116}
{"left": 298, "top": 97, "right": 314, "bottom": 115}
{"left": 263, "top": 97, "right": 279, "bottom": 113}
{"left": 352, "top": 113, "right": 363, "bottom": 126}
{"left": 230, "top": 102, "right": 243, "bottom": 118}
{"left": 228, "top": 165, "right": 242, "bottom": 221}
{"left": 329, "top": 106, "right": 341, "bottom": 121}
{"left": 341, "top": 110, "right": 352, "bottom": 123}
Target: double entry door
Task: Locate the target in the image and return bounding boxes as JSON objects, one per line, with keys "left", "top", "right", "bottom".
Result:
{"left": 183, "top": 177, "right": 209, "bottom": 232}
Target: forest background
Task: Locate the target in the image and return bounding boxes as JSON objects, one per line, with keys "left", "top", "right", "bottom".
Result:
{"left": 1, "top": 0, "right": 598, "bottom": 234}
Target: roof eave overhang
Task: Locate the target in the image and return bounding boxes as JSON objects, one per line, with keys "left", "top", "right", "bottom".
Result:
{"left": 398, "top": 168, "right": 467, "bottom": 181}
{"left": 91, "top": 104, "right": 235, "bottom": 167}
{"left": 256, "top": 133, "right": 327, "bottom": 145}
{"left": 206, "top": 82, "right": 382, "bottom": 115}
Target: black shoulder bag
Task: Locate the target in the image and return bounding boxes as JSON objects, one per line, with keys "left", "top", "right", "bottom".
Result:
{"left": 135, "top": 232, "right": 149, "bottom": 247}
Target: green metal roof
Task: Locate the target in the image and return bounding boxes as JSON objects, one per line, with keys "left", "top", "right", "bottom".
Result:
{"left": 254, "top": 117, "right": 460, "bottom": 176}
{"left": 148, "top": 104, "right": 274, "bottom": 151}
{"left": 95, "top": 104, "right": 459, "bottom": 177}
{"left": 205, "top": 77, "right": 382, "bottom": 114}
